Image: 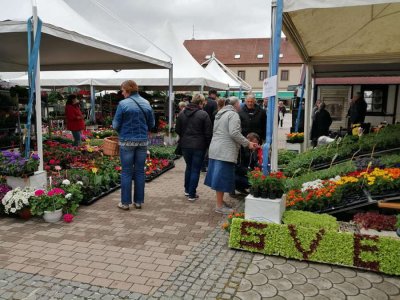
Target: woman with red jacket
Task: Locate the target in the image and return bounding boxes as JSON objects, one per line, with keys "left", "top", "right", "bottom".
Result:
{"left": 65, "top": 94, "right": 85, "bottom": 146}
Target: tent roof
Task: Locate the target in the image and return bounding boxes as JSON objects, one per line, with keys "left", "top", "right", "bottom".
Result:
{"left": 0, "top": 0, "right": 171, "bottom": 71}
{"left": 282, "top": 1, "right": 400, "bottom": 77}
{"left": 8, "top": 22, "right": 228, "bottom": 90}
{"left": 204, "top": 57, "right": 251, "bottom": 90}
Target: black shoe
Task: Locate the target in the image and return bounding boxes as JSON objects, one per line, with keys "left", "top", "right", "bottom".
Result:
{"left": 134, "top": 203, "right": 142, "bottom": 209}
{"left": 201, "top": 167, "right": 207, "bottom": 172}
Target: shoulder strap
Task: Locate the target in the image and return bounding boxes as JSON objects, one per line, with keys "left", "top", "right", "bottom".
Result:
{"left": 129, "top": 95, "right": 149, "bottom": 125}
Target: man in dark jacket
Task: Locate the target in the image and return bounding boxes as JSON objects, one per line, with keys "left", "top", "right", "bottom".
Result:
{"left": 176, "top": 94, "right": 212, "bottom": 201}
{"left": 239, "top": 94, "right": 266, "bottom": 141}
{"left": 203, "top": 90, "right": 217, "bottom": 120}
{"left": 348, "top": 92, "right": 368, "bottom": 125}
{"left": 311, "top": 102, "right": 332, "bottom": 147}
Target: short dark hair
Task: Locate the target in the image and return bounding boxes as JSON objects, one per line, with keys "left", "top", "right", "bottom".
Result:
{"left": 247, "top": 132, "right": 261, "bottom": 144}
{"left": 66, "top": 94, "right": 77, "bottom": 105}
{"left": 209, "top": 90, "right": 217, "bottom": 96}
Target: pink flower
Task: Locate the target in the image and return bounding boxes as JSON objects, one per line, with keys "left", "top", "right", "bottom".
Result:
{"left": 55, "top": 165, "right": 62, "bottom": 171}
{"left": 49, "top": 159, "right": 56, "bottom": 165}
{"left": 63, "top": 214, "right": 74, "bottom": 223}
{"left": 48, "top": 188, "right": 65, "bottom": 196}
{"left": 35, "top": 189, "right": 45, "bottom": 197}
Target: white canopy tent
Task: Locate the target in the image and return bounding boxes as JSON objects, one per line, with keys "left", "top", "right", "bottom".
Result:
{"left": 0, "top": 0, "right": 172, "bottom": 172}
{"left": 9, "top": 22, "right": 227, "bottom": 91}
{"left": 203, "top": 55, "right": 252, "bottom": 91}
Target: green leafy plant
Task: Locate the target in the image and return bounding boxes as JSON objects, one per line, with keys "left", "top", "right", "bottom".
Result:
{"left": 30, "top": 188, "right": 67, "bottom": 216}
{"left": 396, "top": 215, "right": 400, "bottom": 229}
{"left": 60, "top": 180, "right": 83, "bottom": 215}
{"left": 282, "top": 210, "right": 339, "bottom": 231}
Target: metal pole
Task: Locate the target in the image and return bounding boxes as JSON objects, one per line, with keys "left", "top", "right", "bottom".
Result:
{"left": 168, "top": 64, "right": 174, "bottom": 133}
{"left": 33, "top": 2, "right": 43, "bottom": 172}
{"left": 304, "top": 65, "right": 312, "bottom": 149}
{"left": 90, "top": 84, "right": 96, "bottom": 123}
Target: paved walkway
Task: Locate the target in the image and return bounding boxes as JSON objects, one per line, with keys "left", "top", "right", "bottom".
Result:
{"left": 1, "top": 116, "right": 400, "bottom": 299}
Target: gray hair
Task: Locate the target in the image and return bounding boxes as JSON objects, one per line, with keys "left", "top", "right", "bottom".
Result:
{"left": 246, "top": 93, "right": 256, "bottom": 100}
{"left": 227, "top": 96, "right": 240, "bottom": 107}
{"left": 178, "top": 101, "right": 187, "bottom": 108}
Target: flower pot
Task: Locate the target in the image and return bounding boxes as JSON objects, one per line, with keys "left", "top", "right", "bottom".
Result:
{"left": 6, "top": 171, "right": 47, "bottom": 190}
{"left": 285, "top": 142, "right": 304, "bottom": 153}
{"left": 18, "top": 207, "right": 32, "bottom": 220}
{"left": 245, "top": 194, "right": 286, "bottom": 224}
{"left": 43, "top": 209, "right": 63, "bottom": 223}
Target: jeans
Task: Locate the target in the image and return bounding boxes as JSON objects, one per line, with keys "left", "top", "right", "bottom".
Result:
{"left": 182, "top": 148, "right": 205, "bottom": 198}
{"left": 120, "top": 145, "right": 147, "bottom": 205}
{"left": 71, "top": 131, "right": 81, "bottom": 146}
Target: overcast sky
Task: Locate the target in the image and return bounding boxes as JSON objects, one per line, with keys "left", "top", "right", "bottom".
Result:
{"left": 64, "top": 0, "right": 272, "bottom": 52}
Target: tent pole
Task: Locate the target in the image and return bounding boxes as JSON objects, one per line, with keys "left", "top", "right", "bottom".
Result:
{"left": 303, "top": 64, "right": 313, "bottom": 149}
{"left": 90, "top": 84, "right": 96, "bottom": 123}
{"left": 168, "top": 64, "right": 174, "bottom": 133}
{"left": 33, "top": 2, "right": 43, "bottom": 172}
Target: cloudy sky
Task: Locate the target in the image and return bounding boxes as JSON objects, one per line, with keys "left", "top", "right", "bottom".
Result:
{"left": 64, "top": 0, "right": 272, "bottom": 52}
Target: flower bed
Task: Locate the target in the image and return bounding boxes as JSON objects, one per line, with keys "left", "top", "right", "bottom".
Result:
{"left": 286, "top": 167, "right": 400, "bottom": 213}
{"left": 286, "top": 132, "right": 304, "bottom": 143}
{"left": 229, "top": 216, "right": 400, "bottom": 275}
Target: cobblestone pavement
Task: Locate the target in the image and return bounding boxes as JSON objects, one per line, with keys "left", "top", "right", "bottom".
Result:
{"left": 2, "top": 117, "right": 400, "bottom": 299}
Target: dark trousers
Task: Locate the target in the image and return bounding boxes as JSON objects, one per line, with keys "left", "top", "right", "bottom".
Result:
{"left": 182, "top": 148, "right": 205, "bottom": 198}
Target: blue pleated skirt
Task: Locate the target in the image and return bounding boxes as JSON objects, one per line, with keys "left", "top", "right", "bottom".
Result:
{"left": 204, "top": 159, "right": 235, "bottom": 193}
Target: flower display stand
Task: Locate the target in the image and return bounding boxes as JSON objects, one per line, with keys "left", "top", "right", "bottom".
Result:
{"left": 6, "top": 171, "right": 47, "bottom": 190}
{"left": 285, "top": 142, "right": 303, "bottom": 153}
{"left": 245, "top": 194, "right": 286, "bottom": 224}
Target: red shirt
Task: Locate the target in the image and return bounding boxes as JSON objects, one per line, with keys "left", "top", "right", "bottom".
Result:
{"left": 65, "top": 104, "right": 85, "bottom": 131}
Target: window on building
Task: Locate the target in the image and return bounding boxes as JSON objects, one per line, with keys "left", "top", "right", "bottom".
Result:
{"left": 205, "top": 55, "right": 211, "bottom": 59}
{"left": 238, "top": 70, "right": 246, "bottom": 80}
{"left": 259, "top": 70, "right": 267, "bottom": 81}
{"left": 234, "top": 54, "right": 241, "bottom": 59}
{"left": 361, "top": 85, "right": 388, "bottom": 114}
{"left": 281, "top": 70, "right": 289, "bottom": 81}
{"left": 257, "top": 54, "right": 264, "bottom": 59}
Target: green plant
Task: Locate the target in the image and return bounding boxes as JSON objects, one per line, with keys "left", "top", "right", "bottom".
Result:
{"left": 396, "top": 215, "right": 400, "bottom": 229}
{"left": 149, "top": 145, "right": 177, "bottom": 159}
{"left": 229, "top": 217, "right": 400, "bottom": 275}
{"left": 282, "top": 210, "right": 339, "bottom": 231}
{"left": 248, "top": 169, "right": 286, "bottom": 199}
{"left": 60, "top": 180, "right": 83, "bottom": 215}
{"left": 278, "top": 149, "right": 297, "bottom": 167}
{"left": 30, "top": 188, "right": 67, "bottom": 216}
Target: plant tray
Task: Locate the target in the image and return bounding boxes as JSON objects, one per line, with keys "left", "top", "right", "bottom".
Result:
{"left": 145, "top": 163, "right": 175, "bottom": 182}
{"left": 81, "top": 184, "right": 121, "bottom": 205}
{"left": 316, "top": 191, "right": 370, "bottom": 214}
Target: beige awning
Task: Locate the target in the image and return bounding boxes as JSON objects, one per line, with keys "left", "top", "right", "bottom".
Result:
{"left": 282, "top": 1, "right": 400, "bottom": 77}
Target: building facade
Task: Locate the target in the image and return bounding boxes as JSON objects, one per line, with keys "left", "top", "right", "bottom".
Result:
{"left": 184, "top": 38, "right": 303, "bottom": 94}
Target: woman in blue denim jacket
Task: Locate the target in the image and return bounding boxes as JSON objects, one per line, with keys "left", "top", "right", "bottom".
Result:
{"left": 112, "top": 80, "right": 155, "bottom": 210}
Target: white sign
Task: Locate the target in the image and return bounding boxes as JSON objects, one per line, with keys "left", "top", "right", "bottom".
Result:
{"left": 262, "top": 75, "right": 278, "bottom": 98}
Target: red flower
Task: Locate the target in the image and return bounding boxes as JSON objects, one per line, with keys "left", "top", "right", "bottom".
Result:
{"left": 35, "top": 189, "right": 45, "bottom": 197}
{"left": 63, "top": 214, "right": 74, "bottom": 223}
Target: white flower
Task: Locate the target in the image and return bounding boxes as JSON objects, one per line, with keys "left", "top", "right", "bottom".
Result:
{"left": 65, "top": 193, "right": 72, "bottom": 200}
{"left": 62, "top": 179, "right": 71, "bottom": 185}
{"left": 10, "top": 208, "right": 16, "bottom": 213}
{"left": 76, "top": 181, "right": 83, "bottom": 186}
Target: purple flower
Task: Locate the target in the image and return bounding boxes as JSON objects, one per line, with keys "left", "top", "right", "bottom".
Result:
{"left": 31, "top": 154, "right": 40, "bottom": 160}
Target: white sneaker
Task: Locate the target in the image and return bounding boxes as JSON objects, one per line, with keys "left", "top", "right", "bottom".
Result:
{"left": 215, "top": 206, "right": 234, "bottom": 214}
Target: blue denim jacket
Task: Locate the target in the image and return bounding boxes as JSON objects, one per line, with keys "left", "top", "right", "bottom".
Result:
{"left": 112, "top": 93, "right": 155, "bottom": 142}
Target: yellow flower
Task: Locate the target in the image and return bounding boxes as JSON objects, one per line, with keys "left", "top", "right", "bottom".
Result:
{"left": 91, "top": 167, "right": 98, "bottom": 174}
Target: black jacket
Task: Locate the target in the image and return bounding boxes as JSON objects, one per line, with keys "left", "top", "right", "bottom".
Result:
{"left": 311, "top": 108, "right": 332, "bottom": 140}
{"left": 236, "top": 147, "right": 260, "bottom": 177}
{"left": 203, "top": 97, "right": 217, "bottom": 120}
{"left": 238, "top": 105, "right": 266, "bottom": 140}
{"left": 348, "top": 99, "right": 367, "bottom": 124}
{"left": 175, "top": 104, "right": 212, "bottom": 150}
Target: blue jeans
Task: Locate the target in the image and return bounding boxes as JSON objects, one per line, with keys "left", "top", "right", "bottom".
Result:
{"left": 120, "top": 145, "right": 147, "bottom": 205}
{"left": 182, "top": 148, "right": 205, "bottom": 198}
{"left": 71, "top": 131, "right": 81, "bottom": 146}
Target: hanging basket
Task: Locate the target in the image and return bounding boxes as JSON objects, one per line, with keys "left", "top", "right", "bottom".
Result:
{"left": 103, "top": 136, "right": 119, "bottom": 156}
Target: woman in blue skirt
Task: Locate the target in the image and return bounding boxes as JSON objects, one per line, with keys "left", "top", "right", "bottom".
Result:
{"left": 205, "top": 97, "right": 259, "bottom": 214}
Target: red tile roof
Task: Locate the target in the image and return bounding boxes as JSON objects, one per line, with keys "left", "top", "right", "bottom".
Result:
{"left": 184, "top": 38, "right": 302, "bottom": 65}
{"left": 316, "top": 77, "right": 400, "bottom": 85}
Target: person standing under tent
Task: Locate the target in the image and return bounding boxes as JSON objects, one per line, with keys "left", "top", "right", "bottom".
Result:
{"left": 312, "top": 99, "right": 322, "bottom": 121}
{"left": 176, "top": 94, "right": 212, "bottom": 202}
{"left": 205, "top": 97, "right": 259, "bottom": 214}
{"left": 278, "top": 101, "right": 286, "bottom": 127}
{"left": 65, "top": 94, "right": 85, "bottom": 146}
{"left": 112, "top": 80, "right": 155, "bottom": 210}
{"left": 310, "top": 102, "right": 332, "bottom": 147}
{"left": 239, "top": 94, "right": 266, "bottom": 142}
{"left": 201, "top": 90, "right": 218, "bottom": 172}
{"left": 348, "top": 92, "right": 368, "bottom": 126}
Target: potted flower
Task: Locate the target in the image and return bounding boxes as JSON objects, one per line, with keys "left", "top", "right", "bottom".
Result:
{"left": 0, "top": 151, "right": 46, "bottom": 190}
{"left": 30, "top": 188, "right": 67, "bottom": 223}
{"left": 60, "top": 179, "right": 83, "bottom": 216}
{"left": 245, "top": 169, "right": 286, "bottom": 224}
{"left": 286, "top": 132, "right": 304, "bottom": 153}
{"left": 1, "top": 187, "right": 35, "bottom": 219}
